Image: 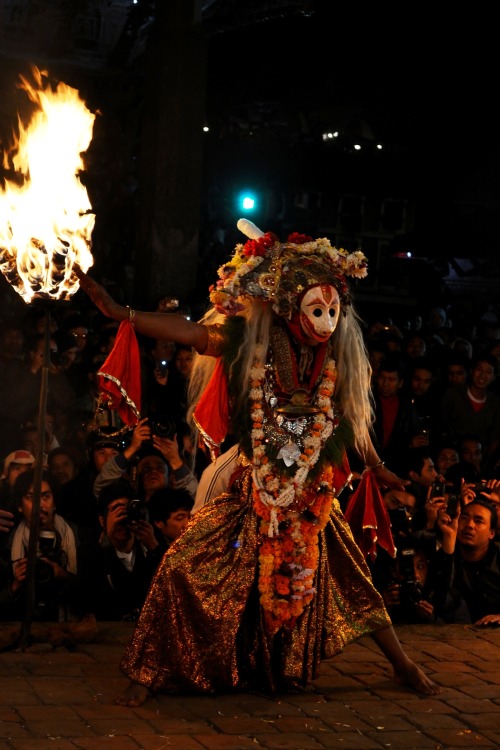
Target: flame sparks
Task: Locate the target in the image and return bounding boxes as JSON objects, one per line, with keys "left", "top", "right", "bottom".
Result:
{"left": 0, "top": 66, "right": 95, "bottom": 303}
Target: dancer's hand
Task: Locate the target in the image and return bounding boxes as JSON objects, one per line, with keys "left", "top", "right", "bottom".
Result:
{"left": 370, "top": 463, "right": 409, "bottom": 492}
{"left": 75, "top": 267, "right": 126, "bottom": 321}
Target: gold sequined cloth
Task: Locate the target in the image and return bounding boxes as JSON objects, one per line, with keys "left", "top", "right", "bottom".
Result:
{"left": 120, "top": 461, "right": 391, "bottom": 694}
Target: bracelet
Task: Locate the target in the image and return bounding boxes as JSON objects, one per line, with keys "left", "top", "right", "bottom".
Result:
{"left": 365, "top": 460, "right": 385, "bottom": 470}
{"left": 127, "top": 306, "right": 136, "bottom": 328}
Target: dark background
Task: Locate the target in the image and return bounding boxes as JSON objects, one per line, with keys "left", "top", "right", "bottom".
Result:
{"left": 0, "top": 0, "right": 497, "bottom": 325}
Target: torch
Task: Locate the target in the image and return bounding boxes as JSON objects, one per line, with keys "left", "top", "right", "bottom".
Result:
{"left": 0, "top": 66, "right": 96, "bottom": 647}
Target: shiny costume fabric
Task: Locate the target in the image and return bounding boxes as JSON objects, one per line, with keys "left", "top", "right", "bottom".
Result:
{"left": 121, "top": 461, "right": 391, "bottom": 694}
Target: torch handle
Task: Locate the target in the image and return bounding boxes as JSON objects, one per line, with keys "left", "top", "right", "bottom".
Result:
{"left": 19, "top": 309, "right": 50, "bottom": 648}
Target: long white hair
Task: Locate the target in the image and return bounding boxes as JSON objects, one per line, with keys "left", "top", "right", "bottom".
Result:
{"left": 187, "top": 297, "right": 374, "bottom": 459}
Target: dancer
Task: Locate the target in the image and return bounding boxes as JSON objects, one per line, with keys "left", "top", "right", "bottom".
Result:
{"left": 77, "top": 220, "right": 440, "bottom": 705}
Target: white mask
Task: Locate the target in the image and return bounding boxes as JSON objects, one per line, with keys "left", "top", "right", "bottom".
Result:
{"left": 299, "top": 284, "right": 340, "bottom": 343}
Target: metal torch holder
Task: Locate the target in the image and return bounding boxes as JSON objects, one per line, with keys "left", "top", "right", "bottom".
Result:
{"left": 20, "top": 306, "right": 51, "bottom": 649}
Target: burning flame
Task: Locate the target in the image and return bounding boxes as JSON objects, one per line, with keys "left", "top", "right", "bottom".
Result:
{"left": 0, "top": 66, "right": 95, "bottom": 303}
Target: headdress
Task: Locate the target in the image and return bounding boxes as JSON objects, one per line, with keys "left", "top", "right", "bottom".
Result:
{"left": 209, "top": 219, "right": 368, "bottom": 318}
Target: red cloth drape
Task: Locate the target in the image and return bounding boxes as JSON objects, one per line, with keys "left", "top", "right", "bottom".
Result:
{"left": 96, "top": 320, "right": 141, "bottom": 426}
{"left": 344, "top": 470, "right": 396, "bottom": 561}
{"left": 192, "top": 357, "right": 229, "bottom": 460}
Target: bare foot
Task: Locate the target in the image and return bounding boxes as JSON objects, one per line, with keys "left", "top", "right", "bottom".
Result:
{"left": 393, "top": 660, "right": 441, "bottom": 696}
{"left": 115, "top": 680, "right": 151, "bottom": 707}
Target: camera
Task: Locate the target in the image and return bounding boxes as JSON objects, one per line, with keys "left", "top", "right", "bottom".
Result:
{"left": 37, "top": 530, "right": 57, "bottom": 558}
{"left": 397, "top": 546, "right": 424, "bottom": 606}
{"left": 35, "top": 558, "right": 55, "bottom": 586}
{"left": 34, "top": 529, "right": 62, "bottom": 619}
{"left": 473, "top": 482, "right": 489, "bottom": 494}
{"left": 126, "top": 498, "right": 147, "bottom": 523}
{"left": 150, "top": 416, "right": 176, "bottom": 439}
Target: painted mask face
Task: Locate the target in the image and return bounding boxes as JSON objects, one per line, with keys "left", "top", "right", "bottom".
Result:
{"left": 299, "top": 284, "right": 340, "bottom": 343}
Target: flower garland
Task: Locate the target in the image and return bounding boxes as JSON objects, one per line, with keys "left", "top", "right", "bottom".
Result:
{"left": 209, "top": 232, "right": 276, "bottom": 315}
{"left": 250, "top": 344, "right": 339, "bottom": 634}
{"left": 209, "top": 231, "right": 368, "bottom": 317}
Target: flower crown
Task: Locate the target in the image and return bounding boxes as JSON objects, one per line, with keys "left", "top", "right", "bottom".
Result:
{"left": 209, "top": 220, "right": 368, "bottom": 318}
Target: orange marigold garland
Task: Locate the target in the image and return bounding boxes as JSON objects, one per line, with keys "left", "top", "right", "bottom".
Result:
{"left": 250, "top": 344, "right": 338, "bottom": 634}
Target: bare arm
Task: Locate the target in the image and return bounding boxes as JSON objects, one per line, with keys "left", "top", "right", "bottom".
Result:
{"left": 76, "top": 269, "right": 208, "bottom": 353}
{"left": 362, "top": 435, "right": 409, "bottom": 491}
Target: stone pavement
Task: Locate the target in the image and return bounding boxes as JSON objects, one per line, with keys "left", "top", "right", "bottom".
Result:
{"left": 0, "top": 622, "right": 500, "bottom": 750}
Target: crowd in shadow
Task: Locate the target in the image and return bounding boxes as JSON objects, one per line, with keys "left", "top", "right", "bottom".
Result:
{"left": 0, "top": 296, "right": 500, "bottom": 635}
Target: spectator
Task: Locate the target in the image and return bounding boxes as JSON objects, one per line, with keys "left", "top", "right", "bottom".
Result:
{"left": 93, "top": 418, "right": 198, "bottom": 502}
{"left": 92, "top": 479, "right": 159, "bottom": 621}
{"left": 401, "top": 447, "right": 441, "bottom": 535}
{"left": 0, "top": 320, "right": 26, "bottom": 369}
{"left": 423, "top": 306, "right": 451, "bottom": 347}
{"left": 192, "top": 442, "right": 239, "bottom": 514}
{"left": 8, "top": 469, "right": 79, "bottom": 621}
{"left": 0, "top": 449, "right": 35, "bottom": 519}
{"left": 63, "top": 313, "right": 93, "bottom": 367}
{"left": 404, "top": 356, "right": 442, "bottom": 450}
{"left": 371, "top": 354, "right": 423, "bottom": 474}
{"left": 147, "top": 486, "right": 194, "bottom": 564}
{"left": 48, "top": 446, "right": 80, "bottom": 489}
{"left": 442, "top": 352, "right": 470, "bottom": 392}
{"left": 445, "top": 434, "right": 484, "bottom": 488}
{"left": 0, "top": 450, "right": 34, "bottom": 618}
{"left": 366, "top": 338, "right": 387, "bottom": 386}
{"left": 163, "top": 344, "right": 195, "bottom": 429}
{"left": 440, "top": 353, "right": 500, "bottom": 462}
{"left": 1, "top": 335, "right": 75, "bottom": 451}
{"left": 403, "top": 333, "right": 427, "bottom": 363}
{"left": 372, "top": 535, "right": 468, "bottom": 625}
{"left": 440, "top": 498, "right": 500, "bottom": 625}
{"left": 434, "top": 443, "right": 460, "bottom": 482}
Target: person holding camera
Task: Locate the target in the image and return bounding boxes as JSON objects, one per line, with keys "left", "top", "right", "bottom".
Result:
{"left": 7, "top": 469, "right": 78, "bottom": 621}
{"left": 93, "top": 417, "right": 198, "bottom": 503}
{"left": 92, "top": 479, "right": 160, "bottom": 621}
{"left": 374, "top": 535, "right": 469, "bottom": 625}
{"left": 436, "top": 497, "right": 500, "bottom": 626}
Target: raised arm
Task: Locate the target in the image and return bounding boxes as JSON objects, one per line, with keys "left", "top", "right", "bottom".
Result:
{"left": 76, "top": 269, "right": 208, "bottom": 353}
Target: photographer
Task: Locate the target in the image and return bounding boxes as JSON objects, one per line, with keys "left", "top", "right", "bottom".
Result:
{"left": 93, "top": 417, "right": 198, "bottom": 503}
{"left": 374, "top": 534, "right": 469, "bottom": 625}
{"left": 92, "top": 479, "right": 160, "bottom": 621}
{"left": 8, "top": 469, "right": 78, "bottom": 621}
{"left": 436, "top": 498, "right": 500, "bottom": 626}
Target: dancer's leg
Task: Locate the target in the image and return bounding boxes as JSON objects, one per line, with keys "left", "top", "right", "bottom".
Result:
{"left": 371, "top": 625, "right": 441, "bottom": 695}
{"left": 115, "top": 680, "right": 151, "bottom": 707}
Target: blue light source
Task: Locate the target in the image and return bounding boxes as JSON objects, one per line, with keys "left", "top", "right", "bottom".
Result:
{"left": 242, "top": 196, "right": 255, "bottom": 210}
{"left": 238, "top": 190, "right": 257, "bottom": 213}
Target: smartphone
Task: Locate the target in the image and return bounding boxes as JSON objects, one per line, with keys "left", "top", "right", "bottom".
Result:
{"left": 430, "top": 480, "right": 445, "bottom": 499}
{"left": 157, "top": 359, "right": 168, "bottom": 376}
{"left": 446, "top": 494, "right": 460, "bottom": 518}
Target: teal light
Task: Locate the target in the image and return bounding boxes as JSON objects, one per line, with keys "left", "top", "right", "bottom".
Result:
{"left": 238, "top": 190, "right": 257, "bottom": 212}
{"left": 242, "top": 196, "right": 255, "bottom": 210}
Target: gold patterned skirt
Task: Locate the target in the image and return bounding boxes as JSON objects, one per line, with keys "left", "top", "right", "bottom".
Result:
{"left": 120, "top": 467, "right": 391, "bottom": 694}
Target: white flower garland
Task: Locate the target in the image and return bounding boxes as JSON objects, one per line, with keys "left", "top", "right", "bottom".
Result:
{"left": 250, "top": 344, "right": 337, "bottom": 536}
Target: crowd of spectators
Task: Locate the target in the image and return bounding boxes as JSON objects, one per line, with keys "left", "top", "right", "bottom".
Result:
{"left": 351, "top": 304, "right": 500, "bottom": 627}
{"left": 0, "top": 294, "right": 500, "bottom": 632}
{"left": 0, "top": 297, "right": 202, "bottom": 625}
